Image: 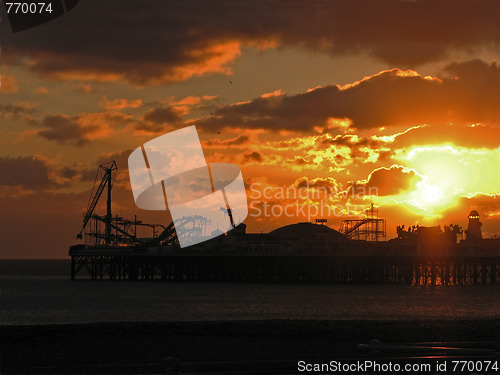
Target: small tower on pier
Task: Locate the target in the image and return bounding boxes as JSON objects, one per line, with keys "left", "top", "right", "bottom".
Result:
{"left": 465, "top": 210, "right": 482, "bottom": 241}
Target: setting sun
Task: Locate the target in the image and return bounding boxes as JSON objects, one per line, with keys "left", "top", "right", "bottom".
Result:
{"left": 411, "top": 179, "right": 456, "bottom": 213}
{"left": 382, "top": 144, "right": 500, "bottom": 218}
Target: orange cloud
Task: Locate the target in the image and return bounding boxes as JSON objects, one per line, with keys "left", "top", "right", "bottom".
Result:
{"left": 163, "top": 41, "right": 241, "bottom": 83}
{"left": 168, "top": 95, "right": 218, "bottom": 116}
{"left": 0, "top": 75, "right": 18, "bottom": 93}
{"left": 37, "top": 112, "right": 131, "bottom": 145}
{"left": 172, "top": 95, "right": 218, "bottom": 107}
{"left": 197, "top": 61, "right": 500, "bottom": 133}
{"left": 261, "top": 89, "right": 286, "bottom": 98}
{"left": 100, "top": 96, "right": 143, "bottom": 110}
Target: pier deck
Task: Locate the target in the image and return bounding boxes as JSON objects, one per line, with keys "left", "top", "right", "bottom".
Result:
{"left": 69, "top": 245, "right": 500, "bottom": 285}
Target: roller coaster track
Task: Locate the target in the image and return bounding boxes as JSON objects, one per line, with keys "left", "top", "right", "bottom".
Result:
{"left": 342, "top": 218, "right": 370, "bottom": 237}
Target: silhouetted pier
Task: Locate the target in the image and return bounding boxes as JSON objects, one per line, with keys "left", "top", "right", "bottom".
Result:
{"left": 70, "top": 162, "right": 500, "bottom": 286}
{"left": 70, "top": 247, "right": 500, "bottom": 285}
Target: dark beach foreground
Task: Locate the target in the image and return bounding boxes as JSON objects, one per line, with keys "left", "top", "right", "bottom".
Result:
{"left": 1, "top": 319, "right": 499, "bottom": 373}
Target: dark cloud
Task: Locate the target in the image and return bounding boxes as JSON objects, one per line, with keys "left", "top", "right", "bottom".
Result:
{"left": 0, "top": 151, "right": 134, "bottom": 197}
{"left": 0, "top": 156, "right": 54, "bottom": 189}
{"left": 0, "top": 103, "right": 36, "bottom": 124}
{"left": 242, "top": 151, "right": 262, "bottom": 163}
{"left": 133, "top": 122, "right": 171, "bottom": 134}
{"left": 38, "top": 115, "right": 90, "bottom": 145}
{"left": 59, "top": 166, "right": 79, "bottom": 179}
{"left": 57, "top": 164, "right": 96, "bottom": 183}
{"left": 199, "top": 85, "right": 345, "bottom": 132}
{"left": 0, "top": 156, "right": 101, "bottom": 192}
{"left": 143, "top": 106, "right": 182, "bottom": 125}
{"left": 4, "top": 1, "right": 500, "bottom": 85}
{"left": 0, "top": 103, "right": 29, "bottom": 116}
{"left": 37, "top": 112, "right": 129, "bottom": 145}
{"left": 349, "top": 165, "right": 422, "bottom": 197}
{"left": 0, "top": 151, "right": 134, "bottom": 198}
{"left": 204, "top": 134, "right": 250, "bottom": 147}
{"left": 377, "top": 150, "right": 393, "bottom": 162}
{"left": 292, "top": 176, "right": 339, "bottom": 195}
{"left": 320, "top": 134, "right": 384, "bottom": 150}
{"left": 198, "top": 61, "right": 500, "bottom": 132}
{"left": 294, "top": 156, "right": 308, "bottom": 165}
{"left": 131, "top": 106, "right": 183, "bottom": 134}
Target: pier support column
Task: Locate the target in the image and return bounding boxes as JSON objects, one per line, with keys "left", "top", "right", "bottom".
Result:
{"left": 71, "top": 257, "right": 76, "bottom": 280}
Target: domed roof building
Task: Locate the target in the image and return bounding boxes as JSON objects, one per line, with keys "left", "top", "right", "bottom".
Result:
{"left": 270, "top": 222, "right": 344, "bottom": 241}
{"left": 269, "top": 222, "right": 346, "bottom": 254}
{"left": 201, "top": 221, "right": 349, "bottom": 255}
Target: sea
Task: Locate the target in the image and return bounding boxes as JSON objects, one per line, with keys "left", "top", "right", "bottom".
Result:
{"left": 1, "top": 260, "right": 499, "bottom": 325}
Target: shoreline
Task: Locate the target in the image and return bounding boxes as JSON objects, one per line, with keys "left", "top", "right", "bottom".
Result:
{"left": 2, "top": 319, "right": 498, "bottom": 372}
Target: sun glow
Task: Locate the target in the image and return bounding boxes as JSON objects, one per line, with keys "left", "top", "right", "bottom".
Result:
{"left": 409, "top": 178, "right": 457, "bottom": 213}
{"left": 394, "top": 145, "right": 500, "bottom": 216}
{"left": 416, "top": 182, "right": 444, "bottom": 206}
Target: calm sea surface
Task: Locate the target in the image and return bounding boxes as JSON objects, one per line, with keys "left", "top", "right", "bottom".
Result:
{"left": 1, "top": 260, "right": 499, "bottom": 325}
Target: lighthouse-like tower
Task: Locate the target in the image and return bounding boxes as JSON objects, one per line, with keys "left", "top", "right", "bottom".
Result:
{"left": 465, "top": 210, "right": 482, "bottom": 241}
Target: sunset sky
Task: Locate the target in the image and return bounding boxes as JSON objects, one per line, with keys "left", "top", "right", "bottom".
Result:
{"left": 1, "top": 0, "right": 499, "bottom": 258}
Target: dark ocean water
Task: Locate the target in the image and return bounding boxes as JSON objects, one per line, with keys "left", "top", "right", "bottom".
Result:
{"left": 1, "top": 260, "right": 499, "bottom": 325}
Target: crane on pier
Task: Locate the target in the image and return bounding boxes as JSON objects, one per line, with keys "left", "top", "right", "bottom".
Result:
{"left": 76, "top": 161, "right": 212, "bottom": 247}
{"left": 76, "top": 161, "right": 155, "bottom": 246}
{"left": 77, "top": 161, "right": 117, "bottom": 243}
